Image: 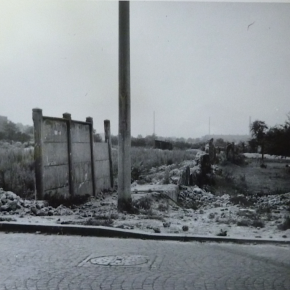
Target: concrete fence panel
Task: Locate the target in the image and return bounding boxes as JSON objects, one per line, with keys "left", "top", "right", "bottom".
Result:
{"left": 71, "top": 122, "right": 93, "bottom": 197}
{"left": 94, "top": 142, "right": 111, "bottom": 193}
{"left": 42, "top": 118, "right": 70, "bottom": 199}
{"left": 33, "top": 109, "right": 113, "bottom": 200}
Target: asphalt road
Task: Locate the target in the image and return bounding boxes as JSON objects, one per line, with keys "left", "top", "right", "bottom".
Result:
{"left": 0, "top": 233, "right": 289, "bottom": 290}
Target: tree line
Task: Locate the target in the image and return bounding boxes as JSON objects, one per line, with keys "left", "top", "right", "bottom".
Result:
{"left": 0, "top": 121, "right": 32, "bottom": 143}
{"left": 101, "top": 134, "right": 202, "bottom": 150}
{"left": 249, "top": 114, "right": 290, "bottom": 158}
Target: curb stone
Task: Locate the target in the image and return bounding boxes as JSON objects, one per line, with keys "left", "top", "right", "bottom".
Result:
{"left": 0, "top": 222, "right": 289, "bottom": 245}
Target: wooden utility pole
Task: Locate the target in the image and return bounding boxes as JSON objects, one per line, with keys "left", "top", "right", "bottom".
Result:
{"left": 153, "top": 111, "right": 155, "bottom": 137}
{"left": 118, "top": 1, "right": 131, "bottom": 211}
{"left": 209, "top": 117, "right": 211, "bottom": 136}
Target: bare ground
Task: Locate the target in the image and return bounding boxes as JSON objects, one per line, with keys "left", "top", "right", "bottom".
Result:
{"left": 1, "top": 156, "right": 289, "bottom": 241}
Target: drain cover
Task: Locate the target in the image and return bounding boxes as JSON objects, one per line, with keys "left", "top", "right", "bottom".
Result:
{"left": 89, "top": 255, "right": 149, "bottom": 266}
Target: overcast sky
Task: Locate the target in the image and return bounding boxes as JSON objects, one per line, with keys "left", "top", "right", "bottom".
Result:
{"left": 1, "top": 1, "right": 289, "bottom": 138}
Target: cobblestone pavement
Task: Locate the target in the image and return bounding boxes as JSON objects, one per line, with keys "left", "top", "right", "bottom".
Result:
{"left": 0, "top": 233, "right": 289, "bottom": 290}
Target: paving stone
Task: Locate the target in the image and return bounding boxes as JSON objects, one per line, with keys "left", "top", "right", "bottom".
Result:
{"left": 0, "top": 233, "right": 289, "bottom": 289}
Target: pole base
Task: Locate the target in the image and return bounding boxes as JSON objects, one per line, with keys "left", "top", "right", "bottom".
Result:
{"left": 117, "top": 197, "right": 138, "bottom": 213}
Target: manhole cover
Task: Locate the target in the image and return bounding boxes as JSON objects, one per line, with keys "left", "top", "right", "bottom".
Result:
{"left": 89, "top": 255, "right": 149, "bottom": 266}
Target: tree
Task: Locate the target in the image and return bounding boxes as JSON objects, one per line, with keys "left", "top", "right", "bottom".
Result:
{"left": 265, "top": 115, "right": 290, "bottom": 157}
{"left": 250, "top": 120, "right": 268, "bottom": 160}
{"left": 94, "top": 133, "right": 102, "bottom": 143}
{"left": 214, "top": 138, "right": 227, "bottom": 148}
{"left": 0, "top": 121, "right": 31, "bottom": 142}
{"left": 4, "top": 121, "right": 18, "bottom": 140}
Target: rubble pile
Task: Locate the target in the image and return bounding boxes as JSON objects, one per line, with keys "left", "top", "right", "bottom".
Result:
{"left": 178, "top": 186, "right": 290, "bottom": 212}
{"left": 0, "top": 188, "right": 121, "bottom": 221}
{"left": 0, "top": 188, "right": 30, "bottom": 213}
{"left": 0, "top": 188, "right": 75, "bottom": 217}
{"left": 255, "top": 192, "right": 290, "bottom": 211}
{"left": 178, "top": 187, "right": 229, "bottom": 209}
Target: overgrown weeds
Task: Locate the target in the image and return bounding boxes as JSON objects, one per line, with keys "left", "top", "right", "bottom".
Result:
{"left": 233, "top": 154, "right": 246, "bottom": 166}
{"left": 237, "top": 219, "right": 265, "bottom": 228}
{"left": 0, "top": 147, "right": 34, "bottom": 198}
{"left": 229, "top": 194, "right": 254, "bottom": 207}
{"left": 46, "top": 194, "right": 91, "bottom": 208}
{"left": 223, "top": 170, "right": 235, "bottom": 183}
{"left": 112, "top": 147, "right": 196, "bottom": 179}
{"left": 132, "top": 196, "right": 152, "bottom": 210}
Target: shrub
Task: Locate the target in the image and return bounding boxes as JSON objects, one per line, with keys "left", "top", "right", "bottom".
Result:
{"left": 230, "top": 195, "right": 254, "bottom": 207}
{"left": 233, "top": 154, "right": 246, "bottom": 166}
{"left": 163, "top": 168, "right": 170, "bottom": 184}
{"left": 158, "top": 202, "right": 168, "bottom": 212}
{"left": 237, "top": 219, "right": 251, "bottom": 227}
{"left": 252, "top": 219, "right": 265, "bottom": 228}
{"left": 46, "top": 194, "right": 91, "bottom": 208}
{"left": 186, "top": 200, "right": 202, "bottom": 210}
{"left": 256, "top": 205, "right": 271, "bottom": 214}
{"left": 132, "top": 196, "right": 152, "bottom": 210}
{"left": 277, "top": 216, "right": 290, "bottom": 231}
{"left": 223, "top": 170, "right": 235, "bottom": 183}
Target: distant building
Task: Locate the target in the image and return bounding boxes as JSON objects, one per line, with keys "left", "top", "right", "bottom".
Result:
{"left": 0, "top": 116, "right": 7, "bottom": 132}
{"left": 154, "top": 140, "right": 173, "bottom": 150}
{"left": 201, "top": 134, "right": 251, "bottom": 143}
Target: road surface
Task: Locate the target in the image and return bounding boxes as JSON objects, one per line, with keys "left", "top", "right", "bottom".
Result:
{"left": 0, "top": 233, "right": 289, "bottom": 290}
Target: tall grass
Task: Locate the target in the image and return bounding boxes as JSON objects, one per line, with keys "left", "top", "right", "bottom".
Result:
{"left": 0, "top": 145, "right": 197, "bottom": 198}
{"left": 0, "top": 146, "right": 35, "bottom": 198}
{"left": 112, "top": 147, "right": 197, "bottom": 177}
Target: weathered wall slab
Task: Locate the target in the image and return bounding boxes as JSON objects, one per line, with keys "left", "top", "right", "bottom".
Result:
{"left": 94, "top": 143, "right": 111, "bottom": 192}
{"left": 33, "top": 109, "right": 113, "bottom": 200}
{"left": 71, "top": 122, "right": 93, "bottom": 196}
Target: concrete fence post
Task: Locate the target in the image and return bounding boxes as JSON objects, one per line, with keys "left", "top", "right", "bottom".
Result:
{"left": 104, "top": 119, "right": 114, "bottom": 188}
{"left": 63, "top": 113, "right": 74, "bottom": 197}
{"left": 86, "top": 117, "right": 96, "bottom": 196}
{"left": 32, "top": 108, "right": 44, "bottom": 200}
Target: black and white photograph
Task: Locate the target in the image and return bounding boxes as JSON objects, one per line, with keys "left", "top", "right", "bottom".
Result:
{"left": 0, "top": 1, "right": 289, "bottom": 289}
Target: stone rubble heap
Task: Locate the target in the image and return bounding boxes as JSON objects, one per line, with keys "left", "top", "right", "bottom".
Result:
{"left": 0, "top": 188, "right": 74, "bottom": 217}
{"left": 178, "top": 186, "right": 290, "bottom": 212}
